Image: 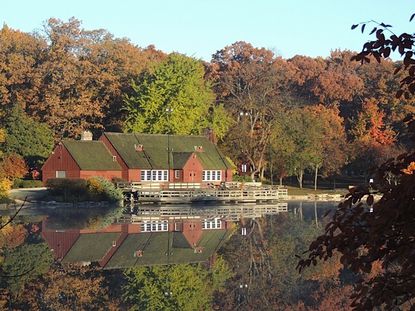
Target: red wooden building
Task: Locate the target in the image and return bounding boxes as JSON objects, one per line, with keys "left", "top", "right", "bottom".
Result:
{"left": 42, "top": 140, "right": 122, "bottom": 182}
{"left": 42, "top": 132, "right": 233, "bottom": 186}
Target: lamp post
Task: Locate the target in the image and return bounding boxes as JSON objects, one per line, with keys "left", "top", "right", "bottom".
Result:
{"left": 166, "top": 107, "right": 173, "bottom": 184}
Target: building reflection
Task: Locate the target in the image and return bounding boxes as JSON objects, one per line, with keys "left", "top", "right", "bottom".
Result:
{"left": 42, "top": 203, "right": 288, "bottom": 269}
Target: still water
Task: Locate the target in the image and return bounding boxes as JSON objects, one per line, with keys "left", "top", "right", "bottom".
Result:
{"left": 1, "top": 200, "right": 339, "bottom": 229}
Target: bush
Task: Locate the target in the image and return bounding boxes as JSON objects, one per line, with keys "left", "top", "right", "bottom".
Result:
{"left": 12, "top": 179, "right": 44, "bottom": 189}
{"left": 45, "top": 177, "right": 123, "bottom": 202}
{"left": 86, "top": 177, "right": 123, "bottom": 202}
{"left": 232, "top": 174, "right": 252, "bottom": 182}
{"left": 46, "top": 178, "right": 88, "bottom": 201}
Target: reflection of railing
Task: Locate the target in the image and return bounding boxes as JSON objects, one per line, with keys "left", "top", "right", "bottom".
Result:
{"left": 118, "top": 203, "right": 288, "bottom": 222}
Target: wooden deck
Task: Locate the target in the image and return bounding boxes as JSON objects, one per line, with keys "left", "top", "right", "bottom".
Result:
{"left": 118, "top": 183, "right": 288, "bottom": 204}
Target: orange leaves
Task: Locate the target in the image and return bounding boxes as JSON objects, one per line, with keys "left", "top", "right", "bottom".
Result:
{"left": 0, "top": 154, "right": 27, "bottom": 181}
{"left": 401, "top": 161, "right": 415, "bottom": 174}
{"left": 353, "top": 98, "right": 396, "bottom": 147}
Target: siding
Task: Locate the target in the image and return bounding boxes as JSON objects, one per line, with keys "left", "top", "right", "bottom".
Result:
{"left": 182, "top": 153, "right": 204, "bottom": 183}
{"left": 80, "top": 170, "right": 122, "bottom": 180}
{"left": 42, "top": 144, "right": 81, "bottom": 182}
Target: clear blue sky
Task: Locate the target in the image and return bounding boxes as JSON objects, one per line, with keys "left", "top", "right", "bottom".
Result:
{"left": 1, "top": 0, "right": 413, "bottom": 60}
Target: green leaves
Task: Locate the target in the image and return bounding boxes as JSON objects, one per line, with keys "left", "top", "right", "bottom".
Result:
{"left": 123, "top": 53, "right": 219, "bottom": 136}
{"left": 123, "top": 264, "right": 223, "bottom": 311}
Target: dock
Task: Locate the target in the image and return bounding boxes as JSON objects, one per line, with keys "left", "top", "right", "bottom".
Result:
{"left": 117, "top": 182, "right": 288, "bottom": 204}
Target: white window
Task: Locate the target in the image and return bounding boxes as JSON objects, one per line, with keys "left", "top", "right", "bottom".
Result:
{"left": 175, "top": 170, "right": 181, "bottom": 179}
{"left": 141, "top": 220, "right": 168, "bottom": 232}
{"left": 141, "top": 170, "right": 169, "bottom": 181}
{"left": 202, "top": 170, "right": 222, "bottom": 181}
{"left": 202, "top": 218, "right": 222, "bottom": 230}
{"left": 56, "top": 171, "right": 66, "bottom": 178}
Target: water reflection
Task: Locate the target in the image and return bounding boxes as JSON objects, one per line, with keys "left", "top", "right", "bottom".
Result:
{"left": 36, "top": 201, "right": 339, "bottom": 268}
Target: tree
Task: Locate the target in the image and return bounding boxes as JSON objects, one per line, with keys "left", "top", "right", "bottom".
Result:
{"left": 349, "top": 98, "right": 397, "bottom": 177}
{"left": 1, "top": 105, "right": 54, "bottom": 170}
{"left": 210, "top": 42, "right": 290, "bottom": 179}
{"left": 123, "top": 53, "right": 229, "bottom": 137}
{"left": 0, "top": 25, "right": 45, "bottom": 115}
{"left": 306, "top": 105, "right": 348, "bottom": 189}
{"left": 0, "top": 154, "right": 27, "bottom": 181}
{"left": 86, "top": 38, "right": 166, "bottom": 131}
{"left": 272, "top": 108, "right": 324, "bottom": 189}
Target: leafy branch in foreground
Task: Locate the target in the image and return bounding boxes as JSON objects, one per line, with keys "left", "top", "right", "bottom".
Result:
{"left": 298, "top": 116, "right": 415, "bottom": 310}
{"left": 351, "top": 14, "right": 415, "bottom": 98}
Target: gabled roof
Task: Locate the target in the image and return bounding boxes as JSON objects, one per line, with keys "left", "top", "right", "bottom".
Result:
{"left": 172, "top": 152, "right": 193, "bottom": 169}
{"left": 62, "top": 140, "right": 122, "bottom": 171}
{"left": 103, "top": 132, "right": 232, "bottom": 170}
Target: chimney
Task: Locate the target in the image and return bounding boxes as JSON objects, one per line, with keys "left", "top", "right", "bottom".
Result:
{"left": 80, "top": 131, "right": 93, "bottom": 141}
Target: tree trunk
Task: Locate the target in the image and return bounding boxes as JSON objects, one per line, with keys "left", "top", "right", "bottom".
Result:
{"left": 296, "top": 170, "right": 303, "bottom": 189}
{"left": 314, "top": 165, "right": 319, "bottom": 191}
{"left": 250, "top": 171, "right": 256, "bottom": 182}
{"left": 260, "top": 167, "right": 265, "bottom": 181}
{"left": 279, "top": 177, "right": 283, "bottom": 186}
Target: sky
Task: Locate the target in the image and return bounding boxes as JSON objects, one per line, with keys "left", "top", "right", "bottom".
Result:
{"left": 0, "top": 0, "right": 413, "bottom": 60}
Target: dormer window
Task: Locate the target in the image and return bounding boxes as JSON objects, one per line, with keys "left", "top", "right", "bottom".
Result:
{"left": 112, "top": 156, "right": 117, "bottom": 162}
{"left": 134, "top": 144, "right": 144, "bottom": 152}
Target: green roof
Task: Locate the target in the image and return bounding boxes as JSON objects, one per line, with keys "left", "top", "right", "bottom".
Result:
{"left": 63, "top": 233, "right": 121, "bottom": 263}
{"left": 105, "top": 230, "right": 230, "bottom": 269}
{"left": 103, "top": 132, "right": 231, "bottom": 170}
{"left": 172, "top": 152, "right": 192, "bottom": 169}
{"left": 63, "top": 140, "right": 122, "bottom": 171}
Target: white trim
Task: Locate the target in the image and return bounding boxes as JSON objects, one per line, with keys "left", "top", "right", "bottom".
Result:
{"left": 202, "top": 218, "right": 222, "bottom": 229}
{"left": 202, "top": 170, "right": 221, "bottom": 181}
{"left": 141, "top": 220, "right": 168, "bottom": 232}
{"left": 55, "top": 171, "right": 66, "bottom": 178}
{"left": 141, "top": 170, "right": 169, "bottom": 181}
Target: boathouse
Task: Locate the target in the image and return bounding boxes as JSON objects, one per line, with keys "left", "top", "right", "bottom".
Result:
{"left": 42, "top": 132, "right": 233, "bottom": 185}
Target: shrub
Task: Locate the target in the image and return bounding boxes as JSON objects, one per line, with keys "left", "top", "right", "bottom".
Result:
{"left": 46, "top": 178, "right": 88, "bottom": 201}
{"left": 0, "top": 179, "right": 12, "bottom": 200}
{"left": 12, "top": 179, "right": 44, "bottom": 189}
{"left": 45, "top": 177, "right": 123, "bottom": 202}
{"left": 87, "top": 177, "right": 123, "bottom": 202}
{"left": 232, "top": 174, "right": 252, "bottom": 182}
